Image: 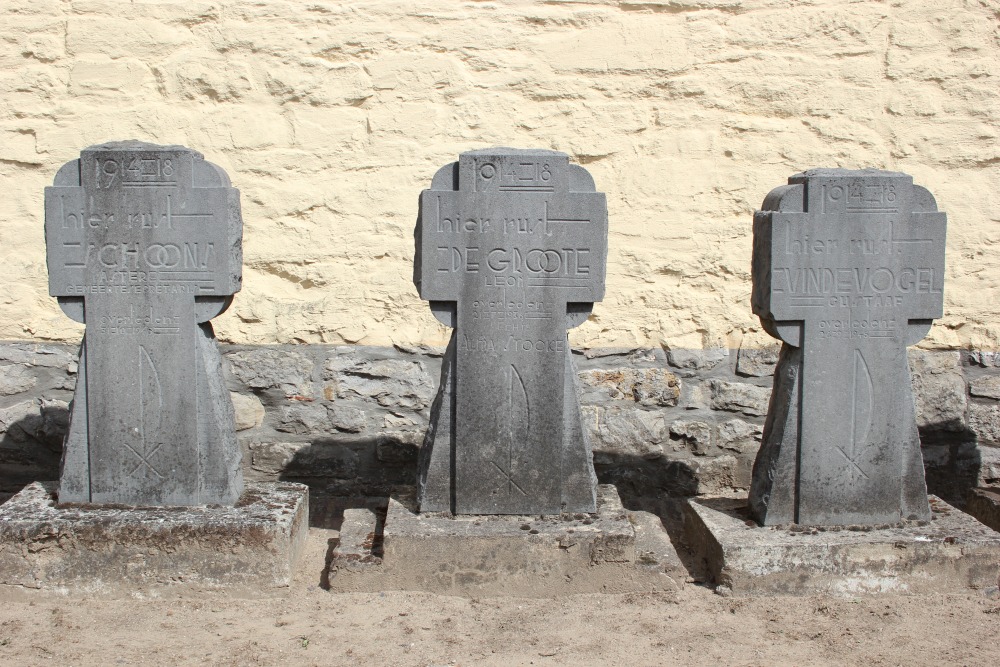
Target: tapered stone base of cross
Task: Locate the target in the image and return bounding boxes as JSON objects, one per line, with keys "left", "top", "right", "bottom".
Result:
{"left": 59, "top": 322, "right": 243, "bottom": 506}
{"left": 417, "top": 336, "right": 598, "bottom": 514}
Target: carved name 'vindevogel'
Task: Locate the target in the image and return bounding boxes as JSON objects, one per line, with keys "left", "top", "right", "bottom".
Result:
{"left": 750, "top": 169, "right": 946, "bottom": 526}
{"left": 45, "top": 141, "right": 244, "bottom": 505}
{"left": 415, "top": 148, "right": 607, "bottom": 514}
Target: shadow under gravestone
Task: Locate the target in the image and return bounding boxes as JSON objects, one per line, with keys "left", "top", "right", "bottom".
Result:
{"left": 3, "top": 408, "right": 973, "bottom": 528}
{"left": 0, "top": 405, "right": 67, "bottom": 503}
{"left": 278, "top": 440, "right": 706, "bottom": 589}
{"left": 593, "top": 452, "right": 708, "bottom": 583}
{"left": 275, "top": 434, "right": 403, "bottom": 590}
{"left": 273, "top": 433, "right": 417, "bottom": 529}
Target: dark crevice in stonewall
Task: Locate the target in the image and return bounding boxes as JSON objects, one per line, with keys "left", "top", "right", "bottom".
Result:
{"left": 0, "top": 409, "right": 66, "bottom": 501}
{"left": 920, "top": 428, "right": 980, "bottom": 509}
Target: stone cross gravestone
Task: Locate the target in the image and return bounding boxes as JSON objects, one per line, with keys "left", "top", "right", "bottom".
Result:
{"left": 414, "top": 148, "right": 607, "bottom": 514}
{"left": 45, "top": 141, "right": 244, "bottom": 506}
{"left": 749, "top": 169, "right": 946, "bottom": 526}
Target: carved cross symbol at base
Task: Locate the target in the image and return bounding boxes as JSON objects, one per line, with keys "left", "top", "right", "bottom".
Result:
{"left": 122, "top": 442, "right": 164, "bottom": 478}
{"left": 835, "top": 447, "right": 871, "bottom": 481}
{"left": 490, "top": 461, "right": 527, "bottom": 497}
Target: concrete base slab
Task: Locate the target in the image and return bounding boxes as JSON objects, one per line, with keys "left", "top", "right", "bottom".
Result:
{"left": 328, "top": 484, "right": 678, "bottom": 597}
{"left": 966, "top": 487, "right": 1000, "bottom": 533}
{"left": 683, "top": 495, "right": 1000, "bottom": 596}
{"left": 0, "top": 481, "right": 308, "bottom": 597}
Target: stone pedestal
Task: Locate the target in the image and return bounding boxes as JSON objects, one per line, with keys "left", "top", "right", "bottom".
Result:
{"left": 684, "top": 494, "right": 1000, "bottom": 596}
{"left": 966, "top": 487, "right": 1000, "bottom": 533}
{"left": 328, "top": 484, "right": 679, "bottom": 597}
{"left": 0, "top": 481, "right": 308, "bottom": 596}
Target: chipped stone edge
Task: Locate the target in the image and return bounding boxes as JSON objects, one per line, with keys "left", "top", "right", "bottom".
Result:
{"left": 683, "top": 494, "right": 1000, "bottom": 596}
{"left": 327, "top": 485, "right": 680, "bottom": 596}
{"left": 0, "top": 480, "right": 309, "bottom": 597}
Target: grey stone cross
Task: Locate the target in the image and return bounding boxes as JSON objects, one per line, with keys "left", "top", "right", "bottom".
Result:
{"left": 414, "top": 148, "right": 607, "bottom": 514}
{"left": 45, "top": 141, "right": 244, "bottom": 506}
{"left": 749, "top": 169, "right": 946, "bottom": 526}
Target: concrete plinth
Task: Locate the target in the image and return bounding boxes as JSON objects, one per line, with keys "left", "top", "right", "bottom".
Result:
{"left": 966, "top": 487, "right": 1000, "bottom": 533}
{"left": 328, "top": 484, "right": 680, "bottom": 597}
{"left": 0, "top": 481, "right": 308, "bottom": 597}
{"left": 684, "top": 495, "right": 1000, "bottom": 596}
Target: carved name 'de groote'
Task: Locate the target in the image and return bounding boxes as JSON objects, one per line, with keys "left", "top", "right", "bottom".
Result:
{"left": 45, "top": 141, "right": 244, "bottom": 506}
{"left": 749, "top": 169, "right": 946, "bottom": 527}
{"left": 414, "top": 148, "right": 608, "bottom": 515}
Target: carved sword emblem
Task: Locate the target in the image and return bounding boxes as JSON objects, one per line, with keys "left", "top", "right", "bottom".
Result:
{"left": 491, "top": 364, "right": 529, "bottom": 497}
{"left": 837, "top": 349, "right": 873, "bottom": 481}
{"left": 124, "top": 345, "right": 165, "bottom": 478}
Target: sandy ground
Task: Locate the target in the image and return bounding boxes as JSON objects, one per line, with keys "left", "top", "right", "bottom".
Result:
{"left": 0, "top": 525, "right": 997, "bottom": 667}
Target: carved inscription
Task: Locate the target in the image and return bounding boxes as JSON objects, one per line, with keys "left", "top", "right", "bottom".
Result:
{"left": 98, "top": 306, "right": 181, "bottom": 336}
{"left": 54, "top": 184, "right": 222, "bottom": 296}
{"left": 91, "top": 154, "right": 178, "bottom": 188}
{"left": 821, "top": 181, "right": 898, "bottom": 214}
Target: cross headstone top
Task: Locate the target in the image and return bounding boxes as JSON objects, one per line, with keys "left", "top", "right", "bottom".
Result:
{"left": 45, "top": 141, "right": 244, "bottom": 506}
{"left": 414, "top": 148, "right": 607, "bottom": 514}
{"left": 749, "top": 168, "right": 946, "bottom": 526}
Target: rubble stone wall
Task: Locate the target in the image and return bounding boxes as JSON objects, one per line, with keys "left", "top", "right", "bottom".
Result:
{"left": 1, "top": 342, "right": 995, "bottom": 509}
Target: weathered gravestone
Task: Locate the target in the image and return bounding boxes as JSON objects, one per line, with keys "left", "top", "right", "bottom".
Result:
{"left": 45, "top": 141, "right": 244, "bottom": 506}
{"left": 414, "top": 148, "right": 607, "bottom": 514}
{"left": 750, "top": 169, "right": 946, "bottom": 526}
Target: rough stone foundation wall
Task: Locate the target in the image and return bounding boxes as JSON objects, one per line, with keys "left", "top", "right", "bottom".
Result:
{"left": 1, "top": 0, "right": 999, "bottom": 351}
{"left": 1, "top": 342, "right": 996, "bottom": 509}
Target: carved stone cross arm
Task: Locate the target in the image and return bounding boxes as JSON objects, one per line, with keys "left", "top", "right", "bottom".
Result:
{"left": 45, "top": 143, "right": 242, "bottom": 324}
{"left": 752, "top": 170, "right": 944, "bottom": 348}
